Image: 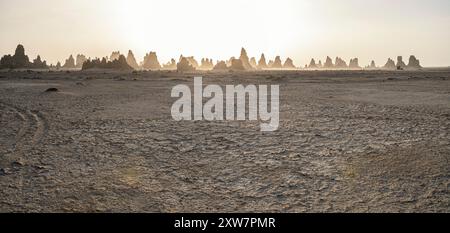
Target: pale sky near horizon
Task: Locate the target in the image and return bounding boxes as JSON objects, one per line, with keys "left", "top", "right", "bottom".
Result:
{"left": 1, "top": 0, "right": 449, "bottom": 67}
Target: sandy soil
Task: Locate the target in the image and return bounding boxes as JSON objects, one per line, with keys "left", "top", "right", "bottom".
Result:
{"left": 0, "top": 69, "right": 449, "bottom": 212}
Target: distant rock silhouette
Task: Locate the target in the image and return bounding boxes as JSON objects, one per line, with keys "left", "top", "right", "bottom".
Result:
{"left": 82, "top": 55, "right": 133, "bottom": 70}
{"left": 177, "top": 56, "right": 196, "bottom": 72}
{"left": 250, "top": 57, "right": 257, "bottom": 68}
{"left": 407, "top": 55, "right": 421, "bottom": 69}
{"left": 13, "top": 44, "right": 30, "bottom": 68}
{"left": 110, "top": 51, "right": 121, "bottom": 61}
{"left": 271, "top": 56, "right": 283, "bottom": 69}
{"left": 163, "top": 58, "right": 177, "bottom": 70}
{"left": 396, "top": 56, "right": 407, "bottom": 68}
{"left": 257, "top": 54, "right": 268, "bottom": 69}
{"left": 349, "top": 58, "right": 360, "bottom": 69}
{"left": 283, "top": 58, "right": 296, "bottom": 69}
{"left": 239, "top": 48, "right": 253, "bottom": 70}
{"left": 113, "top": 56, "right": 133, "bottom": 70}
{"left": 323, "top": 56, "right": 333, "bottom": 68}
{"left": 0, "top": 44, "right": 32, "bottom": 69}
{"left": 75, "top": 54, "right": 87, "bottom": 68}
{"left": 226, "top": 57, "right": 234, "bottom": 67}
{"left": 334, "top": 57, "right": 347, "bottom": 68}
{"left": 63, "top": 55, "right": 75, "bottom": 68}
{"left": 143, "top": 52, "right": 161, "bottom": 70}
{"left": 383, "top": 58, "right": 396, "bottom": 69}
{"left": 56, "top": 62, "right": 61, "bottom": 70}
{"left": 366, "top": 60, "right": 377, "bottom": 69}
{"left": 180, "top": 56, "right": 199, "bottom": 68}
{"left": 318, "top": 60, "right": 323, "bottom": 68}
{"left": 126, "top": 50, "right": 139, "bottom": 69}
{"left": 229, "top": 58, "right": 246, "bottom": 70}
{"left": 200, "top": 58, "right": 214, "bottom": 70}
{"left": 0, "top": 55, "right": 14, "bottom": 69}
{"left": 32, "top": 55, "right": 48, "bottom": 68}
{"left": 268, "top": 60, "right": 274, "bottom": 68}
{"left": 213, "top": 60, "right": 228, "bottom": 70}
{"left": 308, "top": 59, "right": 317, "bottom": 69}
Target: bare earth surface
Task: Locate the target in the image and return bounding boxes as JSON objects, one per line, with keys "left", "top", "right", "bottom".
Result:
{"left": 0, "top": 69, "right": 449, "bottom": 212}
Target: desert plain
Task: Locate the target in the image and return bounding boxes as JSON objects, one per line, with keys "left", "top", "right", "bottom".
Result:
{"left": 0, "top": 69, "right": 449, "bottom": 212}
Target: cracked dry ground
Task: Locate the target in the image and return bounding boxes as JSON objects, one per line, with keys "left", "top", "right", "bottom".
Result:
{"left": 0, "top": 70, "right": 449, "bottom": 212}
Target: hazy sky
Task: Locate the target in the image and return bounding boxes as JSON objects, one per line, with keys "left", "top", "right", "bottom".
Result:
{"left": 1, "top": 0, "right": 449, "bottom": 66}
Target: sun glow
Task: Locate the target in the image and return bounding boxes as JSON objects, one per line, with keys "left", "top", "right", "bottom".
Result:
{"left": 110, "top": 0, "right": 309, "bottom": 63}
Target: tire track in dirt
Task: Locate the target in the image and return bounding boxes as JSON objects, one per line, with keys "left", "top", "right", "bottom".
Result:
{"left": 0, "top": 102, "right": 48, "bottom": 153}
{"left": 0, "top": 102, "right": 49, "bottom": 209}
{"left": 28, "top": 110, "right": 47, "bottom": 145}
{"left": 1, "top": 103, "right": 27, "bottom": 160}
{"left": 8, "top": 105, "right": 29, "bottom": 152}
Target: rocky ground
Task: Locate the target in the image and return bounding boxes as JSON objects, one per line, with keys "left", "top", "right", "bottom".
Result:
{"left": 0, "top": 69, "right": 449, "bottom": 212}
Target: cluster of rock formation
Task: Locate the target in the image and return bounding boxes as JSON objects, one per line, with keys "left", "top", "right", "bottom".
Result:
{"left": 177, "top": 56, "right": 196, "bottom": 72}
{"left": 349, "top": 58, "right": 360, "bottom": 68}
{"left": 0, "top": 44, "right": 48, "bottom": 69}
{"left": 229, "top": 49, "right": 296, "bottom": 70}
{"left": 176, "top": 48, "right": 297, "bottom": 72}
{"left": 308, "top": 59, "right": 324, "bottom": 69}
{"left": 384, "top": 58, "right": 396, "bottom": 69}
{"left": 63, "top": 55, "right": 75, "bottom": 68}
{"left": 1, "top": 44, "right": 425, "bottom": 72}
{"left": 257, "top": 54, "right": 268, "bottom": 69}
{"left": 126, "top": 50, "right": 139, "bottom": 69}
{"left": 82, "top": 55, "right": 133, "bottom": 70}
{"left": 200, "top": 58, "right": 214, "bottom": 70}
{"left": 75, "top": 54, "right": 87, "bottom": 68}
{"left": 383, "top": 55, "right": 421, "bottom": 69}
{"left": 187, "top": 57, "right": 200, "bottom": 68}
{"left": 142, "top": 52, "right": 161, "bottom": 70}
{"left": 365, "top": 60, "right": 377, "bottom": 69}
{"left": 323, "top": 56, "right": 333, "bottom": 68}
{"left": 307, "top": 56, "right": 362, "bottom": 69}
{"left": 213, "top": 61, "right": 228, "bottom": 70}
{"left": 72, "top": 51, "right": 140, "bottom": 70}
{"left": 283, "top": 58, "right": 295, "bottom": 69}
{"left": 239, "top": 48, "right": 253, "bottom": 70}
{"left": 271, "top": 56, "right": 283, "bottom": 69}
{"left": 396, "top": 56, "right": 407, "bottom": 69}
{"left": 31, "top": 55, "right": 48, "bottom": 68}
{"left": 254, "top": 50, "right": 296, "bottom": 69}
{"left": 305, "top": 55, "right": 421, "bottom": 70}
{"left": 110, "top": 51, "right": 121, "bottom": 61}
{"left": 408, "top": 55, "right": 421, "bottom": 68}
{"left": 162, "top": 59, "right": 177, "bottom": 69}
{"left": 229, "top": 58, "right": 246, "bottom": 70}
{"left": 334, "top": 57, "right": 347, "bottom": 68}
{"left": 250, "top": 57, "right": 257, "bottom": 68}
{"left": 308, "top": 59, "right": 318, "bottom": 69}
